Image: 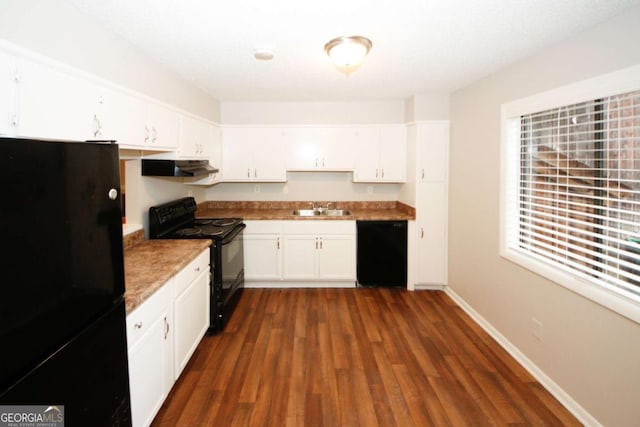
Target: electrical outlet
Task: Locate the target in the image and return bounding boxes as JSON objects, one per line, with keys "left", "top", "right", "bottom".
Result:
{"left": 532, "top": 317, "right": 543, "bottom": 341}
{"left": 283, "top": 184, "right": 289, "bottom": 194}
{"left": 254, "top": 184, "right": 260, "bottom": 193}
{"left": 367, "top": 185, "right": 373, "bottom": 194}
{"left": 187, "top": 190, "right": 193, "bottom": 197}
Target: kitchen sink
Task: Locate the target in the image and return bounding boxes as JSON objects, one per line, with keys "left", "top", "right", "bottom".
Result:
{"left": 325, "top": 209, "right": 352, "bottom": 216}
{"left": 292, "top": 209, "right": 352, "bottom": 217}
{"left": 292, "top": 209, "right": 321, "bottom": 216}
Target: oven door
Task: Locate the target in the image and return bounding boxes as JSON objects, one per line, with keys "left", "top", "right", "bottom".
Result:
{"left": 220, "top": 224, "right": 245, "bottom": 306}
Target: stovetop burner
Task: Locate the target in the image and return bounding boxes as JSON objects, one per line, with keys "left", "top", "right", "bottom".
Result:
{"left": 196, "top": 218, "right": 240, "bottom": 227}
{"left": 174, "top": 226, "right": 224, "bottom": 237}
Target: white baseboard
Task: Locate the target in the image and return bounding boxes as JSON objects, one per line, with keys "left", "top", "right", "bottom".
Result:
{"left": 414, "top": 283, "right": 446, "bottom": 291}
{"left": 244, "top": 281, "right": 356, "bottom": 289}
{"left": 443, "top": 287, "right": 600, "bottom": 427}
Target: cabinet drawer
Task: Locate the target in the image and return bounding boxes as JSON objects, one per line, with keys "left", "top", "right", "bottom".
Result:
{"left": 283, "top": 220, "right": 355, "bottom": 235}
{"left": 174, "top": 249, "right": 209, "bottom": 296}
{"left": 126, "top": 279, "right": 174, "bottom": 349}
{"left": 244, "top": 220, "right": 283, "bottom": 234}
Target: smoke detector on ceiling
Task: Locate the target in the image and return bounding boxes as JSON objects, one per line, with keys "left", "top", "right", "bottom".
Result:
{"left": 254, "top": 48, "right": 274, "bottom": 61}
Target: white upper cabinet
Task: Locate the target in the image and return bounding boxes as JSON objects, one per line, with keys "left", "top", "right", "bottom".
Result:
{"left": 353, "top": 125, "right": 406, "bottom": 182}
{"left": 222, "top": 126, "right": 286, "bottom": 182}
{"left": 285, "top": 126, "right": 355, "bottom": 171}
{"left": 15, "top": 57, "right": 98, "bottom": 141}
{"left": 143, "top": 102, "right": 180, "bottom": 150}
{"left": 179, "top": 114, "right": 211, "bottom": 159}
{"left": 94, "top": 85, "right": 146, "bottom": 145}
{"left": 0, "top": 51, "right": 18, "bottom": 136}
{"left": 416, "top": 122, "right": 449, "bottom": 182}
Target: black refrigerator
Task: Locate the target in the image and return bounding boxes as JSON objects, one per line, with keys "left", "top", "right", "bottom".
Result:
{"left": 0, "top": 137, "right": 132, "bottom": 426}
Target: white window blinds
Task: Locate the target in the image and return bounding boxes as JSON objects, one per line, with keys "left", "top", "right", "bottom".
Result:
{"left": 518, "top": 90, "right": 640, "bottom": 299}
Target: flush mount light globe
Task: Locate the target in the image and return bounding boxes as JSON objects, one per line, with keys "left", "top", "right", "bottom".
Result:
{"left": 324, "top": 35, "right": 372, "bottom": 75}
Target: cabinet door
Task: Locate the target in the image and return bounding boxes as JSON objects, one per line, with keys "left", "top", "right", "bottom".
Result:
{"left": 417, "top": 122, "right": 449, "bottom": 182}
{"left": 317, "top": 235, "right": 356, "bottom": 280}
{"left": 0, "top": 51, "right": 18, "bottom": 135}
{"left": 174, "top": 269, "right": 209, "bottom": 379}
{"left": 285, "top": 127, "right": 322, "bottom": 170}
{"left": 244, "top": 234, "right": 282, "bottom": 280}
{"left": 253, "top": 127, "right": 286, "bottom": 180}
{"left": 179, "top": 114, "right": 202, "bottom": 158}
{"left": 96, "top": 86, "right": 146, "bottom": 146}
{"left": 379, "top": 125, "right": 406, "bottom": 182}
{"left": 322, "top": 127, "right": 355, "bottom": 170}
{"left": 222, "top": 127, "right": 286, "bottom": 181}
{"left": 222, "top": 127, "right": 254, "bottom": 180}
{"left": 417, "top": 182, "right": 447, "bottom": 285}
{"left": 146, "top": 102, "right": 180, "bottom": 150}
{"left": 128, "top": 308, "right": 173, "bottom": 427}
{"left": 353, "top": 127, "right": 380, "bottom": 181}
{"left": 198, "top": 120, "right": 213, "bottom": 159}
{"left": 282, "top": 235, "right": 317, "bottom": 279}
{"left": 17, "top": 58, "right": 96, "bottom": 141}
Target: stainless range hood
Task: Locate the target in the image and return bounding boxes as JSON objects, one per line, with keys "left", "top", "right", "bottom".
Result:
{"left": 141, "top": 159, "right": 218, "bottom": 177}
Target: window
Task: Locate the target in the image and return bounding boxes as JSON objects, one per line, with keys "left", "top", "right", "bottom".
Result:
{"left": 501, "top": 66, "right": 640, "bottom": 323}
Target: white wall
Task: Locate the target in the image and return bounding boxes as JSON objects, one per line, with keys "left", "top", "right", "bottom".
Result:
{"left": 405, "top": 93, "right": 450, "bottom": 122}
{"left": 206, "top": 172, "right": 401, "bottom": 202}
{"left": 0, "top": 0, "right": 220, "bottom": 121}
{"left": 449, "top": 6, "right": 640, "bottom": 426}
{"left": 221, "top": 101, "right": 404, "bottom": 125}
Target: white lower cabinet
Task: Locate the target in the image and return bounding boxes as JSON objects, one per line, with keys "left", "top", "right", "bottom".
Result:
{"left": 173, "top": 250, "right": 210, "bottom": 379}
{"left": 126, "top": 248, "right": 209, "bottom": 427}
{"left": 244, "top": 220, "right": 356, "bottom": 285}
{"left": 416, "top": 182, "right": 447, "bottom": 285}
{"left": 244, "top": 221, "right": 283, "bottom": 280}
{"left": 126, "top": 281, "right": 174, "bottom": 427}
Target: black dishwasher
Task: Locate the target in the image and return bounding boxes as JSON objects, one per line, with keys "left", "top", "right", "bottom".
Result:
{"left": 357, "top": 220, "right": 407, "bottom": 287}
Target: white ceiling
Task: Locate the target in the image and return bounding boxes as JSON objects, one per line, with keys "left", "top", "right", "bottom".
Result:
{"left": 66, "top": 0, "right": 639, "bottom": 102}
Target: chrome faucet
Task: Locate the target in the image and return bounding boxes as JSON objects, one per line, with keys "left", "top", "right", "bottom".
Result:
{"left": 326, "top": 202, "right": 335, "bottom": 210}
{"left": 310, "top": 201, "right": 318, "bottom": 211}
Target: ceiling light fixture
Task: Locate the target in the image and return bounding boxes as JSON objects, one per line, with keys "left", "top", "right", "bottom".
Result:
{"left": 324, "top": 35, "right": 372, "bottom": 76}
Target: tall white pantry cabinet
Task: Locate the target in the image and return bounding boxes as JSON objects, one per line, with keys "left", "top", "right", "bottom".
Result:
{"left": 411, "top": 121, "right": 449, "bottom": 288}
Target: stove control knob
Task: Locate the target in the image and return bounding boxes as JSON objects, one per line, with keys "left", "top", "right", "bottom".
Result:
{"left": 108, "top": 188, "right": 118, "bottom": 200}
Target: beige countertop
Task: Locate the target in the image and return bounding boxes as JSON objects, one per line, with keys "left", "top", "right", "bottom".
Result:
{"left": 196, "top": 200, "right": 416, "bottom": 221}
{"left": 122, "top": 200, "right": 413, "bottom": 314}
{"left": 124, "top": 237, "right": 211, "bottom": 314}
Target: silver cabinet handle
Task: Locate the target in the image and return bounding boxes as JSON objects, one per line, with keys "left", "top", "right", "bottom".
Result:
{"left": 381, "top": 169, "right": 384, "bottom": 178}
{"left": 93, "top": 114, "right": 102, "bottom": 137}
{"left": 375, "top": 169, "right": 379, "bottom": 178}
{"left": 319, "top": 237, "right": 323, "bottom": 249}
{"left": 134, "top": 322, "right": 143, "bottom": 329}
{"left": 10, "top": 113, "right": 18, "bottom": 127}
{"left": 421, "top": 228, "right": 424, "bottom": 238}
{"left": 315, "top": 157, "right": 318, "bottom": 167}
{"left": 151, "top": 126, "right": 158, "bottom": 143}
{"left": 315, "top": 238, "right": 318, "bottom": 249}
{"left": 247, "top": 168, "right": 251, "bottom": 178}
{"left": 421, "top": 169, "right": 425, "bottom": 180}
{"left": 195, "top": 266, "right": 200, "bottom": 272}
{"left": 254, "top": 168, "right": 257, "bottom": 178}
{"left": 276, "top": 237, "right": 280, "bottom": 249}
{"left": 144, "top": 125, "right": 150, "bottom": 143}
{"left": 164, "top": 316, "right": 170, "bottom": 340}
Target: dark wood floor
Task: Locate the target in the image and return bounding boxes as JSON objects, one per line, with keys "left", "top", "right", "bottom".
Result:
{"left": 152, "top": 288, "right": 580, "bottom": 426}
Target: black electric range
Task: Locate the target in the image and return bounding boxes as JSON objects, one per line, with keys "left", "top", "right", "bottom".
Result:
{"left": 149, "top": 197, "right": 245, "bottom": 334}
